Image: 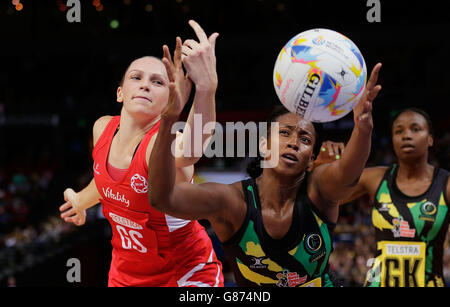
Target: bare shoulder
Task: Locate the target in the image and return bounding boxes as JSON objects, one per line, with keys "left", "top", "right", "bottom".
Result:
{"left": 309, "top": 164, "right": 388, "bottom": 204}
{"left": 202, "top": 180, "right": 244, "bottom": 203}
{"left": 145, "top": 131, "right": 191, "bottom": 172}
{"left": 146, "top": 131, "right": 159, "bottom": 163}
{"left": 229, "top": 180, "right": 245, "bottom": 201}
{"left": 197, "top": 180, "right": 246, "bottom": 221}
{"left": 93, "top": 115, "right": 113, "bottom": 146}
{"left": 361, "top": 166, "right": 388, "bottom": 182}
{"left": 206, "top": 180, "right": 247, "bottom": 242}
{"left": 360, "top": 166, "right": 389, "bottom": 196}
{"left": 223, "top": 181, "right": 247, "bottom": 221}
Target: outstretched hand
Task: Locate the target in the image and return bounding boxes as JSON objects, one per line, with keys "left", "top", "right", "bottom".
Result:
{"left": 59, "top": 188, "right": 86, "bottom": 226}
{"left": 162, "top": 37, "right": 192, "bottom": 107}
{"left": 311, "top": 141, "right": 345, "bottom": 170}
{"left": 181, "top": 20, "right": 219, "bottom": 91}
{"left": 161, "top": 37, "right": 190, "bottom": 121}
{"left": 353, "top": 63, "right": 382, "bottom": 133}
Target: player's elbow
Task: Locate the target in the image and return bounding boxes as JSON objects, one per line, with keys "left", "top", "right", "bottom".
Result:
{"left": 333, "top": 162, "right": 363, "bottom": 188}
{"left": 148, "top": 192, "right": 166, "bottom": 211}
{"left": 175, "top": 156, "right": 201, "bottom": 168}
{"left": 341, "top": 176, "right": 361, "bottom": 188}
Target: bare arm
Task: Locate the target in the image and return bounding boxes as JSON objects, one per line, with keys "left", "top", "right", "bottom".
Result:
{"left": 310, "top": 141, "right": 344, "bottom": 170}
{"left": 148, "top": 52, "right": 240, "bottom": 237}
{"left": 59, "top": 178, "right": 102, "bottom": 225}
{"left": 312, "top": 141, "right": 388, "bottom": 205}
{"left": 178, "top": 88, "right": 216, "bottom": 167}
{"left": 148, "top": 116, "right": 235, "bottom": 222}
{"left": 59, "top": 116, "right": 111, "bottom": 225}
{"left": 165, "top": 20, "right": 219, "bottom": 168}
{"left": 311, "top": 63, "right": 382, "bottom": 203}
{"left": 337, "top": 166, "right": 387, "bottom": 205}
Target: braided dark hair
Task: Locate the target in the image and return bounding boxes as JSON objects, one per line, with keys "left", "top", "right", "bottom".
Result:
{"left": 246, "top": 105, "right": 322, "bottom": 178}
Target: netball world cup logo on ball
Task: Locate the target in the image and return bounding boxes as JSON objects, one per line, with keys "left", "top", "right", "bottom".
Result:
{"left": 312, "top": 36, "right": 326, "bottom": 46}
{"left": 131, "top": 174, "right": 148, "bottom": 194}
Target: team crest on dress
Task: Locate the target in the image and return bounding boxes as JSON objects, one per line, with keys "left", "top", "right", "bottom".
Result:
{"left": 131, "top": 174, "right": 148, "bottom": 194}
{"left": 419, "top": 201, "right": 437, "bottom": 222}
{"left": 304, "top": 233, "right": 326, "bottom": 263}
{"left": 306, "top": 233, "right": 322, "bottom": 252}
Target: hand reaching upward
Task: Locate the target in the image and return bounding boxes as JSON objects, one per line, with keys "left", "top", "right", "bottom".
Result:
{"left": 181, "top": 20, "right": 219, "bottom": 92}
{"left": 353, "top": 63, "right": 382, "bottom": 133}
{"left": 161, "top": 37, "right": 188, "bottom": 121}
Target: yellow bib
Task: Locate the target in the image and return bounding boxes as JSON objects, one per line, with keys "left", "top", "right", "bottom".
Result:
{"left": 378, "top": 241, "right": 426, "bottom": 287}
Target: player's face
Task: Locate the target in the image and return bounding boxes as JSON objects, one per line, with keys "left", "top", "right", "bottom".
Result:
{"left": 117, "top": 57, "right": 170, "bottom": 120}
{"left": 392, "top": 111, "right": 433, "bottom": 161}
{"left": 264, "top": 113, "right": 316, "bottom": 177}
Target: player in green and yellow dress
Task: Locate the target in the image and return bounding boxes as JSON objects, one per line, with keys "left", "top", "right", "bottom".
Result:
{"left": 146, "top": 62, "right": 382, "bottom": 287}
{"left": 320, "top": 108, "right": 449, "bottom": 286}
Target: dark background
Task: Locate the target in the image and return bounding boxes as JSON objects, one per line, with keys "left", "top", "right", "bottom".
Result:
{"left": 0, "top": 0, "right": 449, "bottom": 287}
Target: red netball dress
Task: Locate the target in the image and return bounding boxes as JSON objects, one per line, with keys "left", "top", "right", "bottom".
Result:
{"left": 92, "top": 116, "right": 223, "bottom": 287}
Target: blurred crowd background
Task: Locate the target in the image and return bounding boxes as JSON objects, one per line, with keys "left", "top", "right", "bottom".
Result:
{"left": 1, "top": 0, "right": 449, "bottom": 286}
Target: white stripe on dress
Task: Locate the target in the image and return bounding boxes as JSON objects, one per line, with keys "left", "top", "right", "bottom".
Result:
{"left": 177, "top": 250, "right": 221, "bottom": 287}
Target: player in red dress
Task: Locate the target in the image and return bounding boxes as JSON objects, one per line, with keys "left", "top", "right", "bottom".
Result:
{"left": 59, "top": 20, "right": 223, "bottom": 287}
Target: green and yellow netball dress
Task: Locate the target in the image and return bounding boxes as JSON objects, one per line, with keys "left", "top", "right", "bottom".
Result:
{"left": 366, "top": 164, "right": 449, "bottom": 287}
{"left": 222, "top": 178, "right": 335, "bottom": 287}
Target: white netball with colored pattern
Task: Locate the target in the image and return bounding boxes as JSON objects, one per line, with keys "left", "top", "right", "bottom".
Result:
{"left": 273, "top": 28, "right": 367, "bottom": 123}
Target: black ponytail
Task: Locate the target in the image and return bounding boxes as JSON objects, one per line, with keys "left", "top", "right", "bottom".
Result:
{"left": 246, "top": 156, "right": 264, "bottom": 179}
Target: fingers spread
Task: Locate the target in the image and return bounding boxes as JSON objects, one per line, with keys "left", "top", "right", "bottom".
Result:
{"left": 338, "top": 142, "right": 345, "bottom": 154}
{"left": 181, "top": 45, "right": 193, "bottom": 57}
{"left": 64, "top": 217, "right": 74, "bottom": 223}
{"left": 74, "top": 216, "right": 85, "bottom": 226}
{"left": 208, "top": 32, "right": 219, "bottom": 48}
{"left": 61, "top": 208, "right": 76, "bottom": 219}
{"left": 325, "top": 141, "right": 334, "bottom": 156}
{"left": 162, "top": 58, "right": 175, "bottom": 82}
{"left": 174, "top": 37, "right": 182, "bottom": 68}
{"left": 162, "top": 45, "right": 173, "bottom": 66}
{"left": 365, "top": 100, "right": 373, "bottom": 114}
{"left": 332, "top": 143, "right": 341, "bottom": 157}
{"left": 188, "top": 19, "right": 208, "bottom": 42}
{"left": 183, "top": 39, "right": 200, "bottom": 50}
{"left": 167, "top": 82, "right": 176, "bottom": 102}
{"left": 367, "top": 85, "right": 382, "bottom": 102}
{"left": 366, "top": 63, "right": 382, "bottom": 90}
{"left": 321, "top": 141, "right": 345, "bottom": 157}
{"left": 59, "top": 202, "right": 72, "bottom": 212}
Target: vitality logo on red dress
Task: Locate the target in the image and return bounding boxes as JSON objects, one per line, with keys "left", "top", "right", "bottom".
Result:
{"left": 102, "top": 187, "right": 130, "bottom": 207}
{"left": 131, "top": 174, "right": 148, "bottom": 194}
